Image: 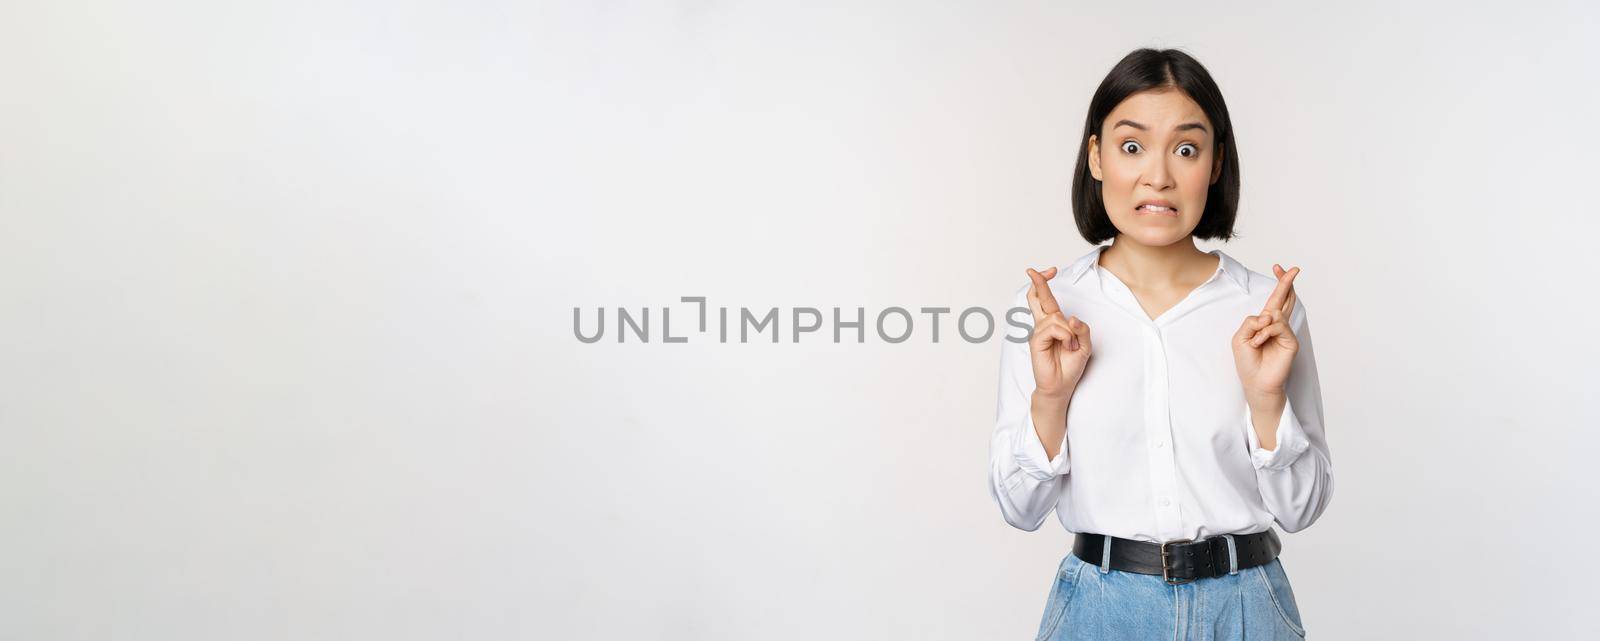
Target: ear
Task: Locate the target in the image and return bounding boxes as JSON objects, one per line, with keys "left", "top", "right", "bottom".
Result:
{"left": 1088, "top": 134, "right": 1103, "bottom": 181}
{"left": 1210, "top": 143, "right": 1225, "bottom": 185}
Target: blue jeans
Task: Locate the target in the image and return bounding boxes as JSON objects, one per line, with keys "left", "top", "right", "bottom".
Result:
{"left": 1034, "top": 549, "right": 1307, "bottom": 640}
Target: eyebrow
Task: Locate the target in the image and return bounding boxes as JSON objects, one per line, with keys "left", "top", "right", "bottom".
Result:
{"left": 1113, "top": 119, "right": 1209, "bottom": 134}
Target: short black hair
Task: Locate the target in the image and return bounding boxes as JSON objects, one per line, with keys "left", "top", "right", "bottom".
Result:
{"left": 1071, "top": 48, "right": 1240, "bottom": 245}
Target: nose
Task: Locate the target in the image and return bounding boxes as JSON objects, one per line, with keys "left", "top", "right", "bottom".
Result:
{"left": 1143, "top": 153, "right": 1175, "bottom": 192}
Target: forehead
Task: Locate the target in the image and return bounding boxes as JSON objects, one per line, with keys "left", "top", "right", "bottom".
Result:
{"left": 1104, "top": 89, "right": 1211, "bottom": 133}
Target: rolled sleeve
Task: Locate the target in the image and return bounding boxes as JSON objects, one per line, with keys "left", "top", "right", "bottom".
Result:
{"left": 1014, "top": 404, "right": 1071, "bottom": 480}
{"left": 1245, "top": 396, "right": 1311, "bottom": 471}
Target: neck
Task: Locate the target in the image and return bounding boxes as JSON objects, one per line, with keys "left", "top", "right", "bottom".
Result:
{"left": 1098, "top": 235, "right": 1213, "bottom": 288}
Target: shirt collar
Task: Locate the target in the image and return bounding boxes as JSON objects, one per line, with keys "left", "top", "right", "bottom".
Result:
{"left": 1065, "top": 244, "right": 1252, "bottom": 294}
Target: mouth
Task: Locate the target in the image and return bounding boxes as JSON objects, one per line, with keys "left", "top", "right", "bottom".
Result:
{"left": 1135, "top": 203, "right": 1179, "bottom": 217}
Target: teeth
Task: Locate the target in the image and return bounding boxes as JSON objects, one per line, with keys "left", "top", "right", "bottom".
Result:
{"left": 1140, "top": 204, "right": 1173, "bottom": 212}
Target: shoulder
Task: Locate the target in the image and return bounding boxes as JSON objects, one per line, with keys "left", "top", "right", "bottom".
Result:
{"left": 1007, "top": 246, "right": 1105, "bottom": 307}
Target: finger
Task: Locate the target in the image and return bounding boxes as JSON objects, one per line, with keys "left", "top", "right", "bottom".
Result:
{"left": 1261, "top": 265, "right": 1300, "bottom": 314}
{"left": 1025, "top": 269, "right": 1045, "bottom": 321}
{"left": 1026, "top": 267, "right": 1062, "bottom": 316}
{"left": 1247, "top": 309, "right": 1282, "bottom": 345}
{"left": 1068, "top": 315, "right": 1092, "bottom": 354}
{"left": 1234, "top": 314, "right": 1264, "bottom": 344}
{"left": 1271, "top": 264, "right": 1297, "bottom": 318}
{"left": 1251, "top": 316, "right": 1290, "bottom": 348}
{"left": 1061, "top": 316, "right": 1080, "bottom": 351}
{"left": 1249, "top": 321, "right": 1279, "bottom": 348}
{"left": 1031, "top": 319, "right": 1073, "bottom": 352}
{"left": 1028, "top": 313, "right": 1061, "bottom": 341}
{"left": 1240, "top": 310, "right": 1279, "bottom": 346}
{"left": 1034, "top": 313, "right": 1083, "bottom": 351}
{"left": 1262, "top": 265, "right": 1297, "bottom": 313}
{"left": 1024, "top": 268, "right": 1057, "bottom": 321}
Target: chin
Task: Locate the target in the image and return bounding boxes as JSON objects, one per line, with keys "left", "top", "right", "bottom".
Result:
{"left": 1111, "top": 221, "right": 1199, "bottom": 248}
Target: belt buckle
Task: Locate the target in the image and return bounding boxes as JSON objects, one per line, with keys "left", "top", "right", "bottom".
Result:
{"left": 1160, "top": 539, "right": 1196, "bottom": 585}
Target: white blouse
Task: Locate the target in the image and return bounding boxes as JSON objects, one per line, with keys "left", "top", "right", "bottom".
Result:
{"left": 987, "top": 244, "right": 1334, "bottom": 542}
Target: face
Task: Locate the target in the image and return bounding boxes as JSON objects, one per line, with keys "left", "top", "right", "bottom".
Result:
{"left": 1087, "top": 88, "right": 1224, "bottom": 247}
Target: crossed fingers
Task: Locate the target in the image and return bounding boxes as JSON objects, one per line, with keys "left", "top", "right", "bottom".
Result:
{"left": 1025, "top": 266, "right": 1090, "bottom": 351}
{"left": 1246, "top": 264, "right": 1299, "bottom": 347}
{"left": 1264, "top": 264, "right": 1299, "bottom": 318}
{"left": 1025, "top": 267, "right": 1060, "bottom": 321}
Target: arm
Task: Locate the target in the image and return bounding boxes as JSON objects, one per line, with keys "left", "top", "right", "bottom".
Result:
{"left": 987, "top": 285, "right": 1072, "bottom": 532}
{"left": 1245, "top": 300, "right": 1335, "bottom": 533}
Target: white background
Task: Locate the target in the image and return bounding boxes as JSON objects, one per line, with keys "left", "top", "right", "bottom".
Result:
{"left": 3, "top": 1, "right": 1597, "bottom": 639}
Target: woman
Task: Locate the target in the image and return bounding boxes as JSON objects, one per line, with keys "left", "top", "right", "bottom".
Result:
{"left": 987, "top": 48, "right": 1334, "bottom": 640}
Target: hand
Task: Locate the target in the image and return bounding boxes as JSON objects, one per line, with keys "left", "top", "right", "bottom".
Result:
{"left": 1025, "top": 266, "right": 1093, "bottom": 401}
{"left": 1232, "top": 264, "right": 1300, "bottom": 399}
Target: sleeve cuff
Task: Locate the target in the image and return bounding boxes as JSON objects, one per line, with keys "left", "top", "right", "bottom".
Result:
{"left": 1246, "top": 396, "right": 1311, "bottom": 471}
{"left": 1014, "top": 405, "right": 1071, "bottom": 480}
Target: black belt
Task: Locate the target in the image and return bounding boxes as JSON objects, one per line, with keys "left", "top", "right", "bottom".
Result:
{"left": 1072, "top": 529, "right": 1281, "bottom": 585}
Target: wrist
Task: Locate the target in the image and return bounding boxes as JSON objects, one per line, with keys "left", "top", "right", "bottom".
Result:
{"left": 1248, "top": 397, "right": 1286, "bottom": 452}
{"left": 1032, "top": 387, "right": 1072, "bottom": 407}
{"left": 1244, "top": 387, "right": 1285, "bottom": 409}
{"left": 1032, "top": 383, "right": 1070, "bottom": 410}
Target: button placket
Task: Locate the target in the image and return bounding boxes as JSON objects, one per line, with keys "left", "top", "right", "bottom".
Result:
{"left": 1099, "top": 267, "right": 1189, "bottom": 540}
{"left": 1143, "top": 322, "right": 1184, "bottom": 539}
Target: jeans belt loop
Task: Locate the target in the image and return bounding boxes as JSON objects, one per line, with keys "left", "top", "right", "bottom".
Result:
{"left": 1222, "top": 534, "right": 1239, "bottom": 575}
{"left": 1099, "top": 534, "right": 1112, "bottom": 574}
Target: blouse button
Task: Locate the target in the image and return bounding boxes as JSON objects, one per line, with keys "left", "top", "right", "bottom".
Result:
{"left": 1159, "top": 497, "right": 1172, "bottom": 507}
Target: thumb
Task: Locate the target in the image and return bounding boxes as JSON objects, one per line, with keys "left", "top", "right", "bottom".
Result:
{"left": 1069, "top": 316, "right": 1092, "bottom": 353}
{"left": 1234, "top": 314, "right": 1265, "bottom": 345}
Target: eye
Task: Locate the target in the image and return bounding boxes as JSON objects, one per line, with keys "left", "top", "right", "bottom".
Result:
{"left": 1176, "top": 143, "right": 1199, "bottom": 158}
{"left": 1121, "top": 141, "right": 1142, "bottom": 154}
